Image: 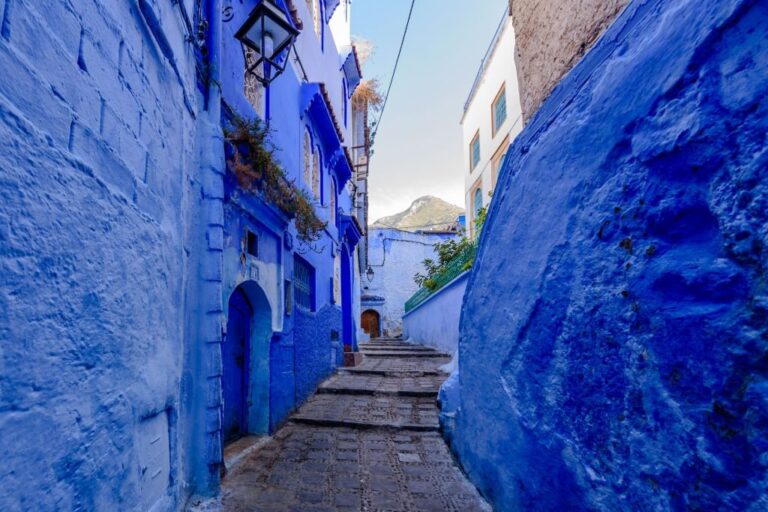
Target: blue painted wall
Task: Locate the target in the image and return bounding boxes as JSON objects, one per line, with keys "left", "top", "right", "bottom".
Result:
{"left": 0, "top": 0, "right": 360, "bottom": 508}
{"left": 0, "top": 1, "right": 199, "bottom": 509}
{"left": 451, "top": 0, "right": 768, "bottom": 510}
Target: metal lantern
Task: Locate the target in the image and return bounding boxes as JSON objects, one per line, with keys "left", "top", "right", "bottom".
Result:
{"left": 366, "top": 266, "right": 374, "bottom": 282}
{"left": 235, "top": 0, "right": 299, "bottom": 86}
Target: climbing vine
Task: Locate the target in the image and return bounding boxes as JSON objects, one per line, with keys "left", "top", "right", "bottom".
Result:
{"left": 413, "top": 206, "right": 487, "bottom": 289}
{"left": 225, "top": 116, "right": 326, "bottom": 243}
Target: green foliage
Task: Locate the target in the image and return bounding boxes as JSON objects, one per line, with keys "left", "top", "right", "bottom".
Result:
{"left": 413, "top": 205, "right": 488, "bottom": 288}
{"left": 225, "top": 116, "right": 326, "bottom": 243}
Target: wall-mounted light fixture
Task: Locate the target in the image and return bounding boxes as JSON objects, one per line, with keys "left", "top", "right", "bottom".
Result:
{"left": 235, "top": 0, "right": 299, "bottom": 86}
{"left": 366, "top": 266, "right": 374, "bottom": 282}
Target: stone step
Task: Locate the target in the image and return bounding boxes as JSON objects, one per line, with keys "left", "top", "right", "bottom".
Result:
{"left": 361, "top": 345, "right": 438, "bottom": 352}
{"left": 290, "top": 394, "right": 440, "bottom": 431}
{"left": 318, "top": 373, "right": 445, "bottom": 397}
{"left": 362, "top": 351, "right": 452, "bottom": 358}
{"left": 343, "top": 356, "right": 451, "bottom": 376}
{"left": 338, "top": 367, "right": 444, "bottom": 377}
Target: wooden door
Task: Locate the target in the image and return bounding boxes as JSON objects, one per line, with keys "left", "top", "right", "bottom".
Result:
{"left": 361, "top": 310, "right": 380, "bottom": 338}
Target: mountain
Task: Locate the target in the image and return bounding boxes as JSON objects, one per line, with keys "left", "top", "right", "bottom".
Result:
{"left": 372, "top": 196, "right": 465, "bottom": 232}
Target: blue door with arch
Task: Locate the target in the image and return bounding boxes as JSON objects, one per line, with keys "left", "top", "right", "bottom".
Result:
{"left": 223, "top": 287, "right": 252, "bottom": 443}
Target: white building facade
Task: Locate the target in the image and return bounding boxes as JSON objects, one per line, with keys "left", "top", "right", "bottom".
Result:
{"left": 461, "top": 7, "right": 523, "bottom": 236}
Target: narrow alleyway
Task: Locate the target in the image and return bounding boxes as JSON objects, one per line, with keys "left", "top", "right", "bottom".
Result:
{"left": 202, "top": 340, "right": 489, "bottom": 511}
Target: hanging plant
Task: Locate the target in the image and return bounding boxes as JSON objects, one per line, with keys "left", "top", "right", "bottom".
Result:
{"left": 225, "top": 115, "right": 327, "bottom": 243}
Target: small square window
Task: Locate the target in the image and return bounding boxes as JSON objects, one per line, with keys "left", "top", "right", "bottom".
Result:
{"left": 246, "top": 230, "right": 258, "bottom": 258}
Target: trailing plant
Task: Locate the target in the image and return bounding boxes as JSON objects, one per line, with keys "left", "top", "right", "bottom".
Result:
{"left": 413, "top": 205, "right": 487, "bottom": 288}
{"left": 225, "top": 116, "right": 326, "bottom": 243}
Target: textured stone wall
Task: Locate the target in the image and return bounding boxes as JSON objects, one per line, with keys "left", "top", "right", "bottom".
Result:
{"left": 0, "top": 1, "right": 199, "bottom": 510}
{"left": 455, "top": 0, "right": 768, "bottom": 509}
{"left": 510, "top": 0, "right": 629, "bottom": 121}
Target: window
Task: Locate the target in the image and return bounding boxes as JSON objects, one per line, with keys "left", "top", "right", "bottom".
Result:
{"left": 243, "top": 48, "right": 265, "bottom": 118}
{"left": 246, "top": 230, "right": 258, "bottom": 257}
{"left": 330, "top": 180, "right": 337, "bottom": 227}
{"left": 332, "top": 255, "right": 341, "bottom": 304}
{"left": 470, "top": 131, "right": 481, "bottom": 171}
{"left": 303, "top": 129, "right": 313, "bottom": 189}
{"left": 293, "top": 256, "right": 315, "bottom": 311}
{"left": 492, "top": 85, "right": 507, "bottom": 136}
{"left": 473, "top": 186, "right": 483, "bottom": 214}
{"left": 306, "top": 0, "right": 321, "bottom": 39}
{"left": 312, "top": 149, "right": 321, "bottom": 199}
{"left": 342, "top": 79, "right": 348, "bottom": 128}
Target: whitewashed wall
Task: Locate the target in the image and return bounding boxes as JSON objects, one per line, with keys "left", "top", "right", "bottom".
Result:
{"left": 402, "top": 272, "right": 469, "bottom": 355}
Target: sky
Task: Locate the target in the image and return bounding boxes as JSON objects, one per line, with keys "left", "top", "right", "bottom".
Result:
{"left": 351, "top": 0, "right": 509, "bottom": 222}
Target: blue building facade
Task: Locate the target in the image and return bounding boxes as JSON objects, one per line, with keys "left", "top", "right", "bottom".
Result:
{"left": 450, "top": 0, "right": 768, "bottom": 510}
{"left": 0, "top": 0, "right": 365, "bottom": 509}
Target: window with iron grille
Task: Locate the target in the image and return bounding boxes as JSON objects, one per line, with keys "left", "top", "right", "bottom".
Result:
{"left": 293, "top": 256, "right": 315, "bottom": 311}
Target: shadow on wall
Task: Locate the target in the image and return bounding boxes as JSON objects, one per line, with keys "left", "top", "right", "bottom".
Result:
{"left": 453, "top": 0, "right": 768, "bottom": 510}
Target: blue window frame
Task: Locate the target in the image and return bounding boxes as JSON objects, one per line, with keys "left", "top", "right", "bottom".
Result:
{"left": 470, "top": 132, "right": 481, "bottom": 171}
{"left": 493, "top": 86, "right": 507, "bottom": 135}
{"left": 293, "top": 255, "right": 315, "bottom": 311}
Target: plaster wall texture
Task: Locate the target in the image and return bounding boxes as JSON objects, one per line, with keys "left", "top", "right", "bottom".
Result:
{"left": 365, "top": 228, "right": 456, "bottom": 337}
{"left": 455, "top": 0, "right": 768, "bottom": 510}
{"left": 403, "top": 272, "right": 469, "bottom": 356}
{"left": 461, "top": 11, "right": 523, "bottom": 234}
{"left": 510, "top": 0, "right": 629, "bottom": 122}
{"left": 0, "top": 0, "right": 200, "bottom": 510}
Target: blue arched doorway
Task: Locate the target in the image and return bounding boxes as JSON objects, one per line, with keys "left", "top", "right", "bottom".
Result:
{"left": 222, "top": 280, "right": 272, "bottom": 446}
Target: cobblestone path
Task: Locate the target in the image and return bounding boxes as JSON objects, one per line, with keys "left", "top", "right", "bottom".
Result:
{"left": 197, "top": 339, "right": 490, "bottom": 511}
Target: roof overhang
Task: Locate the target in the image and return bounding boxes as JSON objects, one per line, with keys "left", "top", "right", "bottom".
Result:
{"left": 340, "top": 213, "right": 363, "bottom": 249}
{"left": 341, "top": 47, "right": 362, "bottom": 94}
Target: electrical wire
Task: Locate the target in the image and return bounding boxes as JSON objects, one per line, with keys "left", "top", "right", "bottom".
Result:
{"left": 370, "top": 0, "right": 416, "bottom": 148}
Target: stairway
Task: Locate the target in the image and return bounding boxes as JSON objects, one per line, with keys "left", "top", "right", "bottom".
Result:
{"left": 292, "top": 339, "right": 451, "bottom": 431}
{"left": 202, "top": 338, "right": 490, "bottom": 511}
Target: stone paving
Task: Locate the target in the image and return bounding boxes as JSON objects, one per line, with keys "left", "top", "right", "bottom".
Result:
{"left": 319, "top": 374, "right": 445, "bottom": 396}
{"left": 192, "top": 339, "right": 489, "bottom": 511}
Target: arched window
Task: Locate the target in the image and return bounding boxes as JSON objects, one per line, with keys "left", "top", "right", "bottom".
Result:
{"left": 306, "top": 0, "right": 321, "bottom": 39}
{"left": 342, "top": 79, "right": 348, "bottom": 128}
{"left": 312, "top": 148, "right": 321, "bottom": 199}
{"left": 303, "top": 129, "right": 313, "bottom": 190}
{"left": 330, "top": 179, "right": 337, "bottom": 227}
{"left": 473, "top": 186, "right": 483, "bottom": 214}
{"left": 243, "top": 48, "right": 265, "bottom": 117}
